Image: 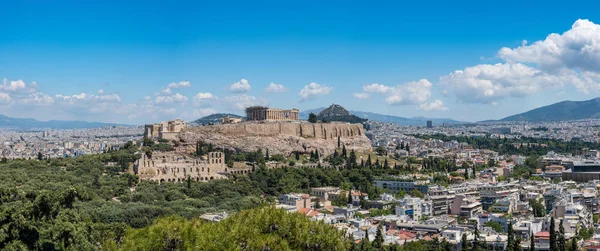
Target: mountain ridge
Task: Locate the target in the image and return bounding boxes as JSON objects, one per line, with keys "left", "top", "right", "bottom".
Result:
{"left": 0, "top": 114, "right": 131, "bottom": 129}
{"left": 495, "top": 97, "right": 600, "bottom": 122}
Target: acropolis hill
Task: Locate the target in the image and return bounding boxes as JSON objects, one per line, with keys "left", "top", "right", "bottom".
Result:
{"left": 178, "top": 121, "right": 372, "bottom": 156}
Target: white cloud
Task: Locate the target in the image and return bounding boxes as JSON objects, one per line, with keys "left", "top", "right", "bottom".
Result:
{"left": 229, "top": 79, "right": 251, "bottom": 93}
{"left": 193, "top": 92, "right": 216, "bottom": 107}
{"left": 264, "top": 82, "right": 288, "bottom": 93}
{"left": 362, "top": 83, "right": 390, "bottom": 94}
{"left": 167, "top": 81, "right": 191, "bottom": 89}
{"left": 359, "top": 79, "right": 436, "bottom": 107}
{"left": 384, "top": 79, "right": 432, "bottom": 105}
{"left": 97, "top": 89, "right": 104, "bottom": 94}
{"left": 155, "top": 93, "right": 188, "bottom": 104}
{"left": 499, "top": 19, "right": 600, "bottom": 74}
{"left": 0, "top": 92, "right": 11, "bottom": 104}
{"left": 223, "top": 94, "right": 267, "bottom": 110}
{"left": 299, "top": 82, "right": 332, "bottom": 101}
{"left": 438, "top": 63, "right": 582, "bottom": 103}
{"left": 352, "top": 93, "right": 371, "bottom": 99}
{"left": 1, "top": 79, "right": 38, "bottom": 93}
{"left": 419, "top": 100, "right": 448, "bottom": 111}
{"left": 21, "top": 92, "right": 54, "bottom": 105}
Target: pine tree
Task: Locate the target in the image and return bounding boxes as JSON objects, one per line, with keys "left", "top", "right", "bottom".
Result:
{"left": 472, "top": 227, "right": 480, "bottom": 251}
{"left": 569, "top": 239, "right": 577, "bottom": 251}
{"left": 266, "top": 148, "right": 270, "bottom": 160}
{"left": 373, "top": 224, "right": 384, "bottom": 249}
{"left": 550, "top": 217, "right": 557, "bottom": 251}
{"left": 384, "top": 159, "right": 389, "bottom": 169}
{"left": 347, "top": 191, "right": 353, "bottom": 206}
{"left": 337, "top": 136, "right": 341, "bottom": 148}
{"left": 342, "top": 145, "right": 347, "bottom": 159}
{"left": 315, "top": 149, "right": 319, "bottom": 160}
{"left": 508, "top": 221, "right": 515, "bottom": 251}
{"left": 530, "top": 230, "right": 535, "bottom": 251}
{"left": 360, "top": 234, "right": 371, "bottom": 251}
{"left": 558, "top": 219, "right": 566, "bottom": 251}
{"left": 406, "top": 144, "right": 410, "bottom": 153}
{"left": 367, "top": 155, "right": 372, "bottom": 168}
{"left": 360, "top": 159, "right": 364, "bottom": 168}
{"left": 515, "top": 238, "right": 523, "bottom": 251}
{"left": 461, "top": 233, "right": 469, "bottom": 251}
{"left": 37, "top": 151, "right": 43, "bottom": 160}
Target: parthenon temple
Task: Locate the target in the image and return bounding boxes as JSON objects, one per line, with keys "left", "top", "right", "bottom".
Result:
{"left": 245, "top": 106, "right": 299, "bottom": 121}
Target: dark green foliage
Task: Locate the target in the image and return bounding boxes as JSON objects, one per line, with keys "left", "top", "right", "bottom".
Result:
{"left": 413, "top": 134, "right": 600, "bottom": 156}
{"left": 111, "top": 207, "right": 353, "bottom": 251}
{"left": 550, "top": 217, "right": 557, "bottom": 251}
{"left": 373, "top": 224, "right": 384, "bottom": 249}
{"left": 485, "top": 221, "right": 503, "bottom": 233}
{"left": 558, "top": 220, "right": 566, "bottom": 251}
{"left": 308, "top": 112, "right": 318, "bottom": 123}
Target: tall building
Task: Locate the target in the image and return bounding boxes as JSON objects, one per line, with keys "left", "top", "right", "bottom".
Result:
{"left": 426, "top": 120, "right": 433, "bottom": 128}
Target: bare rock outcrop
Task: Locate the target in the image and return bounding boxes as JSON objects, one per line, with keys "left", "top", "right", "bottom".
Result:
{"left": 178, "top": 122, "right": 372, "bottom": 156}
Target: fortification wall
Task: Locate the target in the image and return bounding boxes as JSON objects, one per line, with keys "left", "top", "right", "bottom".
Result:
{"left": 179, "top": 122, "right": 371, "bottom": 156}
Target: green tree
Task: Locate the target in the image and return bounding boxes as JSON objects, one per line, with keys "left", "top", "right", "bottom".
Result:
{"left": 461, "top": 232, "right": 469, "bottom": 250}
{"left": 550, "top": 217, "right": 557, "bottom": 251}
{"left": 530, "top": 231, "right": 535, "bottom": 251}
{"left": 558, "top": 219, "right": 566, "bottom": 251}
{"left": 472, "top": 227, "right": 480, "bottom": 251}
{"left": 410, "top": 189, "right": 424, "bottom": 198}
{"left": 308, "top": 113, "right": 318, "bottom": 123}
{"left": 507, "top": 221, "right": 514, "bottom": 251}
{"left": 569, "top": 239, "right": 577, "bottom": 251}
{"left": 485, "top": 221, "right": 503, "bottom": 233}
{"left": 373, "top": 224, "right": 384, "bottom": 249}
{"left": 37, "top": 151, "right": 43, "bottom": 160}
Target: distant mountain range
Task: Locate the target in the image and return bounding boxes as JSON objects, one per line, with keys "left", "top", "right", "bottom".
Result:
{"left": 300, "top": 107, "right": 465, "bottom": 126}
{"left": 495, "top": 97, "right": 600, "bottom": 122}
{"left": 191, "top": 113, "right": 243, "bottom": 125}
{"left": 0, "top": 114, "right": 130, "bottom": 129}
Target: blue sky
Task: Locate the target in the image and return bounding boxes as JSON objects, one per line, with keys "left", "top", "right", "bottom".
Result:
{"left": 2, "top": 0, "right": 600, "bottom": 124}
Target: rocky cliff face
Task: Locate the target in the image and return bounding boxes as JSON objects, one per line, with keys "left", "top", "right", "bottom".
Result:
{"left": 178, "top": 122, "right": 372, "bottom": 156}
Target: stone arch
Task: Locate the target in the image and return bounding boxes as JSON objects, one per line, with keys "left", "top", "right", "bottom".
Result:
{"left": 160, "top": 179, "right": 165, "bottom": 183}
{"left": 210, "top": 177, "right": 214, "bottom": 180}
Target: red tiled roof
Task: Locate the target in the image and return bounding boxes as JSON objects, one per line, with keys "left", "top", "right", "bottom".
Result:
{"left": 535, "top": 231, "right": 550, "bottom": 239}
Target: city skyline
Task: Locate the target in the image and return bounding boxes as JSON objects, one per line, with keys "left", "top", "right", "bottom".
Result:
{"left": 3, "top": 1, "right": 600, "bottom": 124}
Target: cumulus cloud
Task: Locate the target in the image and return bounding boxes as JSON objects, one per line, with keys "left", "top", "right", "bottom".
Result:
{"left": 155, "top": 93, "right": 188, "bottom": 104}
{"left": 97, "top": 89, "right": 104, "bottom": 94}
{"left": 499, "top": 19, "right": 600, "bottom": 73}
{"left": 193, "top": 92, "right": 216, "bottom": 107}
{"left": 352, "top": 93, "right": 371, "bottom": 99}
{"left": 362, "top": 83, "right": 390, "bottom": 94}
{"left": 0, "top": 92, "right": 11, "bottom": 104}
{"left": 1, "top": 79, "right": 38, "bottom": 93}
{"left": 438, "top": 63, "right": 585, "bottom": 103}
{"left": 167, "top": 81, "right": 191, "bottom": 89}
{"left": 362, "top": 79, "right": 433, "bottom": 106}
{"left": 385, "top": 79, "right": 432, "bottom": 105}
{"left": 419, "top": 100, "right": 448, "bottom": 111}
{"left": 21, "top": 92, "right": 54, "bottom": 105}
{"left": 229, "top": 79, "right": 251, "bottom": 93}
{"left": 223, "top": 94, "right": 267, "bottom": 110}
{"left": 264, "top": 82, "right": 288, "bottom": 93}
{"left": 299, "top": 82, "right": 332, "bottom": 101}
